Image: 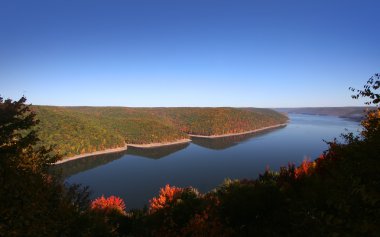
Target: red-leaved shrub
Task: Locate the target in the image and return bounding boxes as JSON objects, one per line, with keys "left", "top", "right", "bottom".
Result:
{"left": 91, "top": 195, "right": 126, "bottom": 215}
{"left": 149, "top": 184, "right": 183, "bottom": 213}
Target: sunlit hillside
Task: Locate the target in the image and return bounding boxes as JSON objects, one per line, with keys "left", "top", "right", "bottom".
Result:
{"left": 34, "top": 106, "right": 288, "bottom": 158}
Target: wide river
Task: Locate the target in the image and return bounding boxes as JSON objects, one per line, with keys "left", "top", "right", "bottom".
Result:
{"left": 57, "top": 114, "right": 359, "bottom": 209}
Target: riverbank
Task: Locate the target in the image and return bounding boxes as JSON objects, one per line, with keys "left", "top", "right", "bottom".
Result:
{"left": 189, "top": 123, "right": 288, "bottom": 138}
{"left": 126, "top": 139, "right": 191, "bottom": 148}
{"left": 55, "top": 123, "right": 287, "bottom": 164}
{"left": 55, "top": 145, "right": 129, "bottom": 164}
{"left": 55, "top": 139, "right": 191, "bottom": 164}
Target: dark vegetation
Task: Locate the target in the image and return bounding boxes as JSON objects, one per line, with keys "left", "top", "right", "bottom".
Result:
{"left": 0, "top": 97, "right": 116, "bottom": 236}
{"left": 34, "top": 106, "right": 287, "bottom": 158}
{"left": 1, "top": 74, "right": 379, "bottom": 236}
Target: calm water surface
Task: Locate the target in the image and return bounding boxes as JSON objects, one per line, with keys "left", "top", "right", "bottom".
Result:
{"left": 58, "top": 114, "right": 359, "bottom": 209}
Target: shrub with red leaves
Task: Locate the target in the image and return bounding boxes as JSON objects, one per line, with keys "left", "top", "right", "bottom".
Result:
{"left": 91, "top": 195, "right": 126, "bottom": 215}
{"left": 149, "top": 184, "right": 183, "bottom": 213}
{"left": 294, "top": 158, "right": 315, "bottom": 178}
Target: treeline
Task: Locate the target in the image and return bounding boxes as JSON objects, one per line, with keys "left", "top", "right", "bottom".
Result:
{"left": 33, "top": 106, "right": 287, "bottom": 158}
{"left": 148, "top": 107, "right": 288, "bottom": 135}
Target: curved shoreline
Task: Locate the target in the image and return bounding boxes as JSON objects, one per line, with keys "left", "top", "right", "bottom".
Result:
{"left": 126, "top": 138, "right": 191, "bottom": 148}
{"left": 54, "top": 123, "right": 287, "bottom": 164}
{"left": 54, "top": 145, "right": 129, "bottom": 165}
{"left": 188, "top": 123, "right": 288, "bottom": 138}
{"left": 54, "top": 139, "right": 191, "bottom": 165}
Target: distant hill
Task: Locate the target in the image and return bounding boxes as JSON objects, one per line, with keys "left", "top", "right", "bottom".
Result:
{"left": 274, "top": 107, "right": 372, "bottom": 121}
{"left": 33, "top": 106, "right": 288, "bottom": 159}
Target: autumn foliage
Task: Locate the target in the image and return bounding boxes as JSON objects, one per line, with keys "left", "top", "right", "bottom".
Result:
{"left": 33, "top": 106, "right": 287, "bottom": 158}
{"left": 91, "top": 195, "right": 126, "bottom": 215}
{"left": 294, "top": 157, "right": 315, "bottom": 178}
{"left": 149, "top": 184, "right": 183, "bottom": 212}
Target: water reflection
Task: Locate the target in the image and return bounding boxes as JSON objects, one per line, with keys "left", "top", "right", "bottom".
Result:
{"left": 127, "top": 142, "right": 190, "bottom": 159}
{"left": 191, "top": 126, "right": 287, "bottom": 150}
{"left": 52, "top": 150, "right": 128, "bottom": 178}
{"left": 54, "top": 142, "right": 190, "bottom": 177}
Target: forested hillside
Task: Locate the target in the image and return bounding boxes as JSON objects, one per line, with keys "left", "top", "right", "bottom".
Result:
{"left": 148, "top": 107, "right": 287, "bottom": 135}
{"left": 33, "top": 107, "right": 287, "bottom": 158}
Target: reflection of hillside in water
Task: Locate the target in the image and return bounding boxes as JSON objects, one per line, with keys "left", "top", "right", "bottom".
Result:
{"left": 127, "top": 142, "right": 189, "bottom": 159}
{"left": 52, "top": 150, "right": 128, "bottom": 178}
{"left": 191, "top": 126, "right": 286, "bottom": 150}
{"left": 52, "top": 127, "right": 285, "bottom": 178}
{"left": 52, "top": 143, "right": 190, "bottom": 178}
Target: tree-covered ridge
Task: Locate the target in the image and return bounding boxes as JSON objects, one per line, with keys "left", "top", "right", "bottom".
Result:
{"left": 33, "top": 106, "right": 287, "bottom": 158}
{"left": 148, "top": 107, "right": 288, "bottom": 135}
{"left": 34, "top": 106, "right": 188, "bottom": 157}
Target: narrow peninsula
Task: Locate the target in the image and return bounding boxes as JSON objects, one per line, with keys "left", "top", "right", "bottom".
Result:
{"left": 33, "top": 106, "right": 288, "bottom": 163}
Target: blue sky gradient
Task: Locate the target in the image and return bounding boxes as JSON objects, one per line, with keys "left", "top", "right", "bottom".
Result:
{"left": 1, "top": 0, "right": 379, "bottom": 107}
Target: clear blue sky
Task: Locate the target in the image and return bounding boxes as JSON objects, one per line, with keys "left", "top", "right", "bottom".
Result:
{"left": 1, "top": 0, "right": 379, "bottom": 107}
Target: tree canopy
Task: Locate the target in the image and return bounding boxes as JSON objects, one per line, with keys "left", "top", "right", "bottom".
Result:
{"left": 0, "top": 96, "right": 115, "bottom": 236}
{"left": 33, "top": 106, "right": 287, "bottom": 159}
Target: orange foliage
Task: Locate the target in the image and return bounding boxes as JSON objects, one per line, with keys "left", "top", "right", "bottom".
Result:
{"left": 295, "top": 158, "right": 315, "bottom": 178}
{"left": 362, "top": 109, "right": 380, "bottom": 137}
{"left": 91, "top": 195, "right": 126, "bottom": 215}
{"left": 149, "top": 184, "right": 183, "bottom": 213}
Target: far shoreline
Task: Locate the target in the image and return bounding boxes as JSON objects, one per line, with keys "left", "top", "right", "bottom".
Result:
{"left": 54, "top": 123, "right": 287, "bottom": 165}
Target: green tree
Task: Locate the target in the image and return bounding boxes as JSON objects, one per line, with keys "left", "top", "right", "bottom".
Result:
{"left": 0, "top": 96, "right": 112, "bottom": 236}
{"left": 0, "top": 96, "right": 58, "bottom": 173}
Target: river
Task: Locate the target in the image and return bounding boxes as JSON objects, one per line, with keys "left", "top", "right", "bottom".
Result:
{"left": 56, "top": 114, "right": 359, "bottom": 209}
